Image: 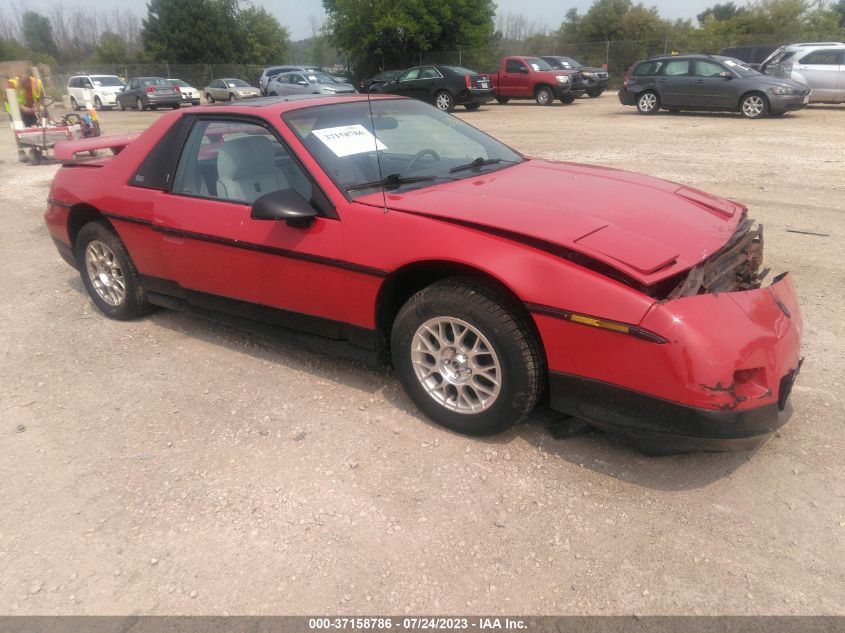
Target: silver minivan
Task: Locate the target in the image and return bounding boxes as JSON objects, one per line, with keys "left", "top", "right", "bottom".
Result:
{"left": 762, "top": 42, "right": 845, "bottom": 103}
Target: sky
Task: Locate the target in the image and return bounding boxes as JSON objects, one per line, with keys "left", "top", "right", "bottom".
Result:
{"left": 23, "top": 0, "right": 723, "bottom": 41}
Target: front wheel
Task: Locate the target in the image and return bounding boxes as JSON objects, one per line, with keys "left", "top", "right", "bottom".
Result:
{"left": 206, "top": 93, "right": 214, "bottom": 103}
{"left": 117, "top": 98, "right": 125, "bottom": 111}
{"left": 391, "top": 278, "right": 544, "bottom": 436}
{"left": 559, "top": 93, "right": 576, "bottom": 104}
{"left": 434, "top": 90, "right": 454, "bottom": 112}
{"left": 70, "top": 97, "right": 79, "bottom": 111}
{"left": 464, "top": 103, "right": 481, "bottom": 111}
{"left": 136, "top": 97, "right": 145, "bottom": 111}
{"left": 741, "top": 93, "right": 768, "bottom": 119}
{"left": 94, "top": 96, "right": 103, "bottom": 110}
{"left": 636, "top": 90, "right": 660, "bottom": 114}
{"left": 495, "top": 96, "right": 510, "bottom": 104}
{"left": 586, "top": 88, "right": 604, "bottom": 98}
{"left": 228, "top": 93, "right": 237, "bottom": 102}
{"left": 535, "top": 86, "right": 553, "bottom": 105}
{"left": 75, "top": 222, "right": 152, "bottom": 320}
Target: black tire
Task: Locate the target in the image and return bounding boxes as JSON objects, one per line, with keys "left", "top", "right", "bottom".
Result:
{"left": 269, "top": 92, "right": 278, "bottom": 97}
{"left": 70, "top": 97, "right": 79, "bottom": 111}
{"left": 206, "top": 93, "right": 214, "bottom": 103}
{"left": 495, "top": 96, "right": 510, "bottom": 104}
{"left": 464, "top": 103, "right": 481, "bottom": 111}
{"left": 117, "top": 98, "right": 125, "bottom": 111}
{"left": 586, "top": 88, "right": 604, "bottom": 98}
{"left": 740, "top": 92, "right": 769, "bottom": 119}
{"left": 434, "top": 90, "right": 454, "bottom": 112}
{"left": 390, "top": 277, "right": 544, "bottom": 436}
{"left": 75, "top": 221, "right": 152, "bottom": 321}
{"left": 228, "top": 93, "right": 236, "bottom": 102}
{"left": 559, "top": 93, "right": 576, "bottom": 104}
{"left": 636, "top": 90, "right": 660, "bottom": 114}
{"left": 171, "top": 103, "right": 180, "bottom": 109}
{"left": 535, "top": 85, "right": 553, "bottom": 106}
{"left": 94, "top": 96, "right": 103, "bottom": 110}
{"left": 136, "top": 97, "right": 145, "bottom": 111}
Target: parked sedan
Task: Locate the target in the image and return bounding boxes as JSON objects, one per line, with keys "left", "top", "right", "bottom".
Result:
{"left": 541, "top": 55, "right": 610, "bottom": 97}
{"left": 47, "top": 94, "right": 802, "bottom": 454}
{"left": 168, "top": 79, "right": 201, "bottom": 106}
{"left": 266, "top": 71, "right": 357, "bottom": 97}
{"left": 204, "top": 78, "right": 261, "bottom": 103}
{"left": 619, "top": 54, "right": 811, "bottom": 118}
{"left": 116, "top": 77, "right": 182, "bottom": 111}
{"left": 382, "top": 65, "right": 494, "bottom": 111}
{"left": 362, "top": 70, "right": 403, "bottom": 93}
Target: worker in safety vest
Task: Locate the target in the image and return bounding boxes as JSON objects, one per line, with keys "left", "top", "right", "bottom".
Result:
{"left": 15, "top": 75, "right": 45, "bottom": 126}
{"left": 2, "top": 76, "right": 15, "bottom": 116}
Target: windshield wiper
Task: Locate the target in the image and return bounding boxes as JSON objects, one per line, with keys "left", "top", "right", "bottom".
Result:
{"left": 449, "top": 157, "right": 513, "bottom": 174}
{"left": 346, "top": 173, "right": 447, "bottom": 192}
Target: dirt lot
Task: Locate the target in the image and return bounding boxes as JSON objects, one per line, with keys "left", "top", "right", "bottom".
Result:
{"left": 1, "top": 95, "right": 843, "bottom": 616}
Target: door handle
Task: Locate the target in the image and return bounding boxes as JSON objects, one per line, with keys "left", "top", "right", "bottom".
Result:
{"left": 694, "top": 79, "right": 704, "bottom": 83}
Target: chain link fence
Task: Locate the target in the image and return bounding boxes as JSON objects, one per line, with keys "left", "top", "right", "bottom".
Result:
{"left": 45, "top": 28, "right": 845, "bottom": 96}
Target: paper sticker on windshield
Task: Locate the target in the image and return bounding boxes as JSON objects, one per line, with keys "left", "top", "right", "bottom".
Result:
{"left": 312, "top": 124, "right": 387, "bottom": 157}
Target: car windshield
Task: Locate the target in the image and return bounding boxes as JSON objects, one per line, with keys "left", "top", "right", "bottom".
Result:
{"left": 524, "top": 57, "right": 553, "bottom": 71}
{"left": 549, "top": 57, "right": 582, "bottom": 69}
{"left": 226, "top": 79, "right": 250, "bottom": 88}
{"left": 722, "top": 58, "right": 761, "bottom": 77}
{"left": 305, "top": 72, "right": 336, "bottom": 84}
{"left": 91, "top": 76, "right": 124, "bottom": 86}
{"left": 283, "top": 99, "right": 524, "bottom": 198}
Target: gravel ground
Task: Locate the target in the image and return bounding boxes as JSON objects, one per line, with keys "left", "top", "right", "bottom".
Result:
{"left": 1, "top": 95, "right": 843, "bottom": 616}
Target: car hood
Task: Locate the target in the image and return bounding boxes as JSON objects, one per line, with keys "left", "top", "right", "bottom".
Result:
{"left": 366, "top": 159, "right": 746, "bottom": 287}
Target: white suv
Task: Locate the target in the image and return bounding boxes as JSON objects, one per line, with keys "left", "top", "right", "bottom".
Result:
{"left": 762, "top": 42, "right": 845, "bottom": 103}
{"left": 67, "top": 74, "right": 125, "bottom": 110}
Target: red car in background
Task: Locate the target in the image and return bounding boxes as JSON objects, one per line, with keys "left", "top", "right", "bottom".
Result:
{"left": 46, "top": 95, "right": 802, "bottom": 453}
{"left": 489, "top": 56, "right": 586, "bottom": 105}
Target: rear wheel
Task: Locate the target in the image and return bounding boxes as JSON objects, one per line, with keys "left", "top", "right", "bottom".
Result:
{"left": 269, "top": 92, "right": 278, "bottom": 97}
{"left": 136, "top": 97, "right": 144, "bottom": 111}
{"left": 390, "top": 278, "right": 544, "bottom": 436}
{"left": 636, "top": 90, "right": 660, "bottom": 114}
{"left": 434, "top": 90, "right": 454, "bottom": 112}
{"left": 495, "top": 96, "right": 510, "bottom": 104}
{"left": 464, "top": 103, "right": 481, "bottom": 111}
{"left": 75, "top": 222, "right": 152, "bottom": 320}
{"left": 740, "top": 92, "right": 768, "bottom": 119}
{"left": 535, "top": 86, "right": 553, "bottom": 105}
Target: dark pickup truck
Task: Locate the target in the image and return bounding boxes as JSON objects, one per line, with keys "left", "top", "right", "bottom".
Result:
{"left": 488, "top": 56, "right": 586, "bottom": 105}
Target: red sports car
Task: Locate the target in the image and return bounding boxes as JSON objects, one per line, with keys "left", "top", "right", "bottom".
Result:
{"left": 46, "top": 95, "right": 802, "bottom": 453}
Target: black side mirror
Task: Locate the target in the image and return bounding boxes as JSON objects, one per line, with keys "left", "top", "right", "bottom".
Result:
{"left": 251, "top": 189, "right": 318, "bottom": 228}
{"left": 719, "top": 71, "right": 734, "bottom": 79}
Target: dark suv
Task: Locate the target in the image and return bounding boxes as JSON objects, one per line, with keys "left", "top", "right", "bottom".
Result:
{"left": 618, "top": 54, "right": 811, "bottom": 118}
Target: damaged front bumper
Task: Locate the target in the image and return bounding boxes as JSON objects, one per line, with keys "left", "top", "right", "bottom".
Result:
{"left": 543, "top": 273, "right": 803, "bottom": 453}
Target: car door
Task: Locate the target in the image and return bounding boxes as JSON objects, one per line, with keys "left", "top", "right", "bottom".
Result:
{"left": 690, "top": 58, "right": 736, "bottom": 108}
{"left": 502, "top": 59, "right": 529, "bottom": 97}
{"left": 153, "top": 116, "right": 349, "bottom": 330}
{"left": 656, "top": 58, "right": 692, "bottom": 105}
{"left": 390, "top": 68, "right": 420, "bottom": 97}
{"left": 123, "top": 79, "right": 140, "bottom": 106}
{"left": 796, "top": 49, "right": 843, "bottom": 100}
{"left": 289, "top": 73, "right": 314, "bottom": 95}
{"left": 414, "top": 66, "right": 440, "bottom": 101}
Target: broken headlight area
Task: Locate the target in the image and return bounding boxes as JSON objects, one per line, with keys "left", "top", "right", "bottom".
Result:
{"left": 668, "top": 217, "right": 768, "bottom": 300}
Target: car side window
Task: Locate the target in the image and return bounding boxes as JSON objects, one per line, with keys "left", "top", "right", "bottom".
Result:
{"left": 694, "top": 60, "right": 726, "bottom": 77}
{"left": 800, "top": 49, "right": 842, "bottom": 65}
{"left": 399, "top": 68, "right": 421, "bottom": 81}
{"left": 505, "top": 60, "right": 526, "bottom": 73}
{"left": 419, "top": 67, "right": 438, "bottom": 79}
{"left": 172, "top": 119, "right": 313, "bottom": 206}
{"left": 129, "top": 79, "right": 139, "bottom": 90}
{"left": 660, "top": 59, "right": 691, "bottom": 76}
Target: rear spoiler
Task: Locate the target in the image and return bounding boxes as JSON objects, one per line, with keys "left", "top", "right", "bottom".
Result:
{"left": 54, "top": 132, "right": 141, "bottom": 162}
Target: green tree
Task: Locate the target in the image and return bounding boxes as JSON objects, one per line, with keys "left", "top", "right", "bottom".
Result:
{"left": 835, "top": 0, "right": 845, "bottom": 25}
{"left": 141, "top": 0, "right": 245, "bottom": 63}
{"left": 94, "top": 32, "right": 130, "bottom": 64}
{"left": 239, "top": 6, "right": 290, "bottom": 64}
{"left": 322, "top": 0, "right": 496, "bottom": 79}
{"left": 697, "top": 2, "right": 747, "bottom": 24}
{"left": 21, "top": 11, "right": 59, "bottom": 60}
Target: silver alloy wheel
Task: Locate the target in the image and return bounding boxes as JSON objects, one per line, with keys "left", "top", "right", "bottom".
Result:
{"left": 639, "top": 92, "right": 657, "bottom": 112}
{"left": 136, "top": 97, "right": 144, "bottom": 110}
{"left": 743, "top": 95, "right": 765, "bottom": 118}
{"left": 411, "top": 316, "right": 502, "bottom": 414}
{"left": 84, "top": 240, "right": 126, "bottom": 306}
{"left": 435, "top": 92, "right": 452, "bottom": 110}
{"left": 537, "top": 88, "right": 551, "bottom": 105}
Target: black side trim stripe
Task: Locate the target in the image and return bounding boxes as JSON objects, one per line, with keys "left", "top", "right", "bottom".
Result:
{"left": 526, "top": 302, "right": 667, "bottom": 344}
{"left": 101, "top": 211, "right": 389, "bottom": 278}
{"left": 47, "top": 197, "right": 73, "bottom": 208}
